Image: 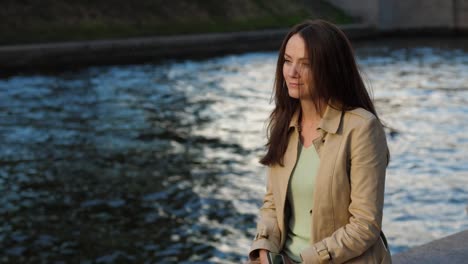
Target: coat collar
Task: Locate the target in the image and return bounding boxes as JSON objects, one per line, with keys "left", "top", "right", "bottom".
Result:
{"left": 288, "top": 99, "right": 344, "bottom": 134}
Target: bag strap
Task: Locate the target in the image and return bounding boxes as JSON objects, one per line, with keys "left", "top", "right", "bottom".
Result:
{"left": 380, "top": 230, "right": 389, "bottom": 250}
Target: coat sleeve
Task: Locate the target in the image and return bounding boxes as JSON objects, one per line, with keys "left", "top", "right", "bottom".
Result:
{"left": 300, "top": 116, "right": 389, "bottom": 264}
{"left": 248, "top": 166, "right": 282, "bottom": 262}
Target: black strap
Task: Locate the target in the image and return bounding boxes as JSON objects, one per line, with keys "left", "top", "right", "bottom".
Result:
{"left": 380, "top": 230, "right": 389, "bottom": 250}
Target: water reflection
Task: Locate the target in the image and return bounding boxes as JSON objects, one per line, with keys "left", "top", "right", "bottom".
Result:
{"left": 0, "top": 38, "right": 467, "bottom": 263}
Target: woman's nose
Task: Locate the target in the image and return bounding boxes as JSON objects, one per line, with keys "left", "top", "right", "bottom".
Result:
{"left": 288, "top": 63, "right": 300, "bottom": 77}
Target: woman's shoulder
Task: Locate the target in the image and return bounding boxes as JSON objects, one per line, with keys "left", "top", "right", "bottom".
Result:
{"left": 342, "top": 107, "right": 382, "bottom": 132}
{"left": 345, "top": 107, "right": 376, "bottom": 121}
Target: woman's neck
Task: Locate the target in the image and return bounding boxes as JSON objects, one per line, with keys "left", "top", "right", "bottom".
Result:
{"left": 299, "top": 99, "right": 323, "bottom": 127}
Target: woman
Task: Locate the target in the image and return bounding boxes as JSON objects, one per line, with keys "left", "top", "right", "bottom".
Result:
{"left": 247, "top": 19, "right": 392, "bottom": 264}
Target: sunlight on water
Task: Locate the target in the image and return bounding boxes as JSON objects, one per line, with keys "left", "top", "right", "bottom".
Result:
{"left": 0, "top": 38, "right": 467, "bottom": 263}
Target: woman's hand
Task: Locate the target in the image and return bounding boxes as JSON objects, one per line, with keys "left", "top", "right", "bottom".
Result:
{"left": 259, "top": 249, "right": 269, "bottom": 264}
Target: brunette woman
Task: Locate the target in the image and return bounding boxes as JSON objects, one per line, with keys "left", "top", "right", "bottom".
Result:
{"left": 247, "top": 19, "right": 392, "bottom": 264}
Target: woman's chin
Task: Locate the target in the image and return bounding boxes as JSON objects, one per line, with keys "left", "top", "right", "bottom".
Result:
{"left": 287, "top": 90, "right": 300, "bottom": 99}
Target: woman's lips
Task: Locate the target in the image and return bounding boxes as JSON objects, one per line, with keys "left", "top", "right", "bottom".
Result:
{"left": 288, "top": 83, "right": 303, "bottom": 87}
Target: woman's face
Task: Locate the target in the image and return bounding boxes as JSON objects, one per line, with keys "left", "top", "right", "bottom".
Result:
{"left": 283, "top": 33, "right": 313, "bottom": 99}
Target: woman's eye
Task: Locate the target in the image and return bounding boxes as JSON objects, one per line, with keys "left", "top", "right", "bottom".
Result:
{"left": 284, "top": 59, "right": 291, "bottom": 63}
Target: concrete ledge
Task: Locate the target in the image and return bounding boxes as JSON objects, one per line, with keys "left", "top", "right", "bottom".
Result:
{"left": 1, "top": 23, "right": 467, "bottom": 76}
{"left": 393, "top": 230, "right": 468, "bottom": 264}
{"left": 0, "top": 24, "right": 377, "bottom": 75}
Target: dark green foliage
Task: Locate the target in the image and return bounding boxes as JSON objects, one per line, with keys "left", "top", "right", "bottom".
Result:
{"left": 0, "top": 0, "right": 354, "bottom": 45}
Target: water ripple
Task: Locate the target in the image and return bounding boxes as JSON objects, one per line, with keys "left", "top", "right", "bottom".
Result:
{"left": 0, "top": 38, "right": 467, "bottom": 263}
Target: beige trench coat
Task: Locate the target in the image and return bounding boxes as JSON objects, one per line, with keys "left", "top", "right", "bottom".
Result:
{"left": 248, "top": 101, "right": 392, "bottom": 264}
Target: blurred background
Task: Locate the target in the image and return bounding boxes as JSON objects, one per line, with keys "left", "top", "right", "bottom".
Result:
{"left": 0, "top": 0, "right": 467, "bottom": 263}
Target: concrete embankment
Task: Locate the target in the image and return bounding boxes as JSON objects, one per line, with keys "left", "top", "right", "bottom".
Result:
{"left": 393, "top": 230, "right": 468, "bottom": 264}
{"left": 0, "top": 24, "right": 375, "bottom": 75}
{"left": 1, "top": 23, "right": 467, "bottom": 76}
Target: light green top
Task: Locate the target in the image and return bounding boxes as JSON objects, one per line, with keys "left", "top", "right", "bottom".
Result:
{"left": 283, "top": 141, "right": 320, "bottom": 263}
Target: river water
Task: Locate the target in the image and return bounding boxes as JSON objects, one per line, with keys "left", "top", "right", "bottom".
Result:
{"left": 0, "top": 37, "right": 467, "bottom": 263}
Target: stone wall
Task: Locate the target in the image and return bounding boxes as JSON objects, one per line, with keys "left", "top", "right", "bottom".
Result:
{"left": 327, "top": 0, "right": 468, "bottom": 30}
{"left": 458, "top": 0, "right": 468, "bottom": 28}
{"left": 391, "top": 0, "right": 453, "bottom": 29}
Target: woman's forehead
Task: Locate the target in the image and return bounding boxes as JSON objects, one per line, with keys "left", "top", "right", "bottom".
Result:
{"left": 285, "top": 34, "right": 308, "bottom": 59}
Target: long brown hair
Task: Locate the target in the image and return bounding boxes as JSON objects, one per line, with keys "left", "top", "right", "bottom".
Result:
{"left": 260, "top": 19, "right": 388, "bottom": 167}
